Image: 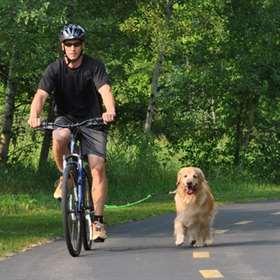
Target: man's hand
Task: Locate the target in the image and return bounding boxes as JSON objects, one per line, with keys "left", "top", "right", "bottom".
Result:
{"left": 102, "top": 112, "right": 116, "bottom": 124}
{"left": 98, "top": 84, "right": 116, "bottom": 124}
{"left": 28, "top": 116, "right": 41, "bottom": 128}
{"left": 28, "top": 89, "right": 48, "bottom": 128}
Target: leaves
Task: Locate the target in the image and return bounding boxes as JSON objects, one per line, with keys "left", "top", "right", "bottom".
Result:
{"left": 0, "top": 0, "right": 279, "bottom": 181}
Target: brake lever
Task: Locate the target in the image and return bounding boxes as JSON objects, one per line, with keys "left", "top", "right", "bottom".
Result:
{"left": 85, "top": 119, "right": 105, "bottom": 128}
{"left": 37, "top": 121, "right": 55, "bottom": 130}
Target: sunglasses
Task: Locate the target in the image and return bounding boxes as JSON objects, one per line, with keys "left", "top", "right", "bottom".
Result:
{"left": 64, "top": 41, "right": 82, "bottom": 47}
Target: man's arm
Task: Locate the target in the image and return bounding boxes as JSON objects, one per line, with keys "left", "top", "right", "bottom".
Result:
{"left": 98, "top": 84, "right": 116, "bottom": 123}
{"left": 28, "top": 89, "right": 49, "bottom": 128}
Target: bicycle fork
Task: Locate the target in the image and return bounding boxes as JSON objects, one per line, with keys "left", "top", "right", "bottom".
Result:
{"left": 77, "top": 159, "right": 93, "bottom": 238}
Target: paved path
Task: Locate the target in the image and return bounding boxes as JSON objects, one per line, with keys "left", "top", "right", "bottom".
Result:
{"left": 1, "top": 201, "right": 280, "bottom": 280}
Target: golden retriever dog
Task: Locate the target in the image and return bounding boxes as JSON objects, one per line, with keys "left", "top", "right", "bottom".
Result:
{"left": 173, "top": 167, "right": 215, "bottom": 247}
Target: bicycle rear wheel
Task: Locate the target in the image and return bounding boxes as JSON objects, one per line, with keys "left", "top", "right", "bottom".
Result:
{"left": 82, "top": 167, "right": 93, "bottom": 250}
{"left": 61, "top": 165, "right": 82, "bottom": 257}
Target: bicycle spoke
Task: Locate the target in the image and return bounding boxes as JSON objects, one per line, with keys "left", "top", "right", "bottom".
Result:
{"left": 62, "top": 166, "right": 82, "bottom": 257}
{"left": 82, "top": 168, "right": 93, "bottom": 250}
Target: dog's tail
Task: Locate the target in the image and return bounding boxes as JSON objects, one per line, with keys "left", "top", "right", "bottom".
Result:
{"left": 169, "top": 189, "right": 177, "bottom": 195}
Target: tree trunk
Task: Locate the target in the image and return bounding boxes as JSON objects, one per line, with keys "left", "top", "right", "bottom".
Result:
{"left": 37, "top": 98, "right": 55, "bottom": 171}
{"left": 144, "top": 1, "right": 174, "bottom": 134}
{"left": 242, "top": 99, "right": 257, "bottom": 153}
{"left": 144, "top": 52, "right": 164, "bottom": 134}
{"left": 0, "top": 49, "right": 16, "bottom": 163}
{"left": 234, "top": 105, "right": 243, "bottom": 167}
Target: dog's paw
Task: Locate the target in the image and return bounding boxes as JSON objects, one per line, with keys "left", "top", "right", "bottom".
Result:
{"left": 190, "top": 240, "right": 196, "bottom": 247}
{"left": 192, "top": 241, "right": 206, "bottom": 248}
{"left": 175, "top": 241, "right": 184, "bottom": 247}
{"left": 205, "top": 229, "right": 215, "bottom": 245}
{"left": 205, "top": 238, "right": 214, "bottom": 246}
{"left": 175, "top": 235, "right": 184, "bottom": 247}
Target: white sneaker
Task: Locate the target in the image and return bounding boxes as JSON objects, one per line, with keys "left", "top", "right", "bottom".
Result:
{"left": 53, "top": 176, "right": 63, "bottom": 200}
{"left": 53, "top": 176, "right": 74, "bottom": 200}
{"left": 91, "top": 221, "right": 107, "bottom": 242}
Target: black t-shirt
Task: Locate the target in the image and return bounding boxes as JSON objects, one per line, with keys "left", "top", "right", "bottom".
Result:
{"left": 38, "top": 54, "right": 110, "bottom": 119}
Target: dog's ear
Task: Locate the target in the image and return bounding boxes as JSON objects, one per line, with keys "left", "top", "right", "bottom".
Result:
{"left": 195, "top": 168, "right": 206, "bottom": 181}
{"left": 176, "top": 170, "right": 182, "bottom": 187}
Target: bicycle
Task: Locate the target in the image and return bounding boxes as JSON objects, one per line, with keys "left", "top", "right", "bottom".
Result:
{"left": 38, "top": 117, "right": 105, "bottom": 257}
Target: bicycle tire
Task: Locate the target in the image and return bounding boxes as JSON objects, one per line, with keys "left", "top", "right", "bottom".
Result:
{"left": 82, "top": 167, "right": 93, "bottom": 250}
{"left": 61, "top": 165, "right": 82, "bottom": 257}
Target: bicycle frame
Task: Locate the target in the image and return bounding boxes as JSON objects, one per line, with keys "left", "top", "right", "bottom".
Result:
{"left": 63, "top": 131, "right": 85, "bottom": 213}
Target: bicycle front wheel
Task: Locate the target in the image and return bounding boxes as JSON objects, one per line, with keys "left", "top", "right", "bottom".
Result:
{"left": 61, "top": 165, "right": 82, "bottom": 257}
{"left": 82, "top": 167, "right": 93, "bottom": 250}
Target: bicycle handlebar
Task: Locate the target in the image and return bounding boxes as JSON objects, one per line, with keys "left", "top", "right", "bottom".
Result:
{"left": 37, "top": 117, "right": 105, "bottom": 131}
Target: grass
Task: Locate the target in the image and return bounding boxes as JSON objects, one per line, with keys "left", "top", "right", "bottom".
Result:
{"left": 0, "top": 211, "right": 61, "bottom": 257}
{"left": 212, "top": 178, "right": 280, "bottom": 203}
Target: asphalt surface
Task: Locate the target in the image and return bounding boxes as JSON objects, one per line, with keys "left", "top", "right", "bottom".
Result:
{"left": 1, "top": 201, "right": 280, "bottom": 280}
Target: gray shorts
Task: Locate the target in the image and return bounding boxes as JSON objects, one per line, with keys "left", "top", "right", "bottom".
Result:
{"left": 54, "top": 116, "right": 108, "bottom": 159}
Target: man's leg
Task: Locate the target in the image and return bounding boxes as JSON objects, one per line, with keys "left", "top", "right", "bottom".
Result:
{"left": 52, "top": 128, "right": 70, "bottom": 199}
{"left": 88, "top": 154, "right": 108, "bottom": 241}
{"left": 52, "top": 128, "right": 70, "bottom": 171}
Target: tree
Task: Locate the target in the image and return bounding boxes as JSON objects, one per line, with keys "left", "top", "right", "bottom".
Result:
{"left": 0, "top": 48, "right": 16, "bottom": 162}
{"left": 0, "top": 0, "right": 66, "bottom": 164}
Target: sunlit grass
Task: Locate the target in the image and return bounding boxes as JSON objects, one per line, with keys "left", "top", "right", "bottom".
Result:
{"left": 211, "top": 177, "right": 280, "bottom": 203}
{"left": 0, "top": 211, "right": 61, "bottom": 257}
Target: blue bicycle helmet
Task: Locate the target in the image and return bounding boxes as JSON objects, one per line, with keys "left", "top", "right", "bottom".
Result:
{"left": 60, "top": 24, "right": 85, "bottom": 42}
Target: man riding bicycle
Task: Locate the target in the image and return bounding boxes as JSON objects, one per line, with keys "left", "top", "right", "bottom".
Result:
{"left": 28, "top": 24, "right": 116, "bottom": 242}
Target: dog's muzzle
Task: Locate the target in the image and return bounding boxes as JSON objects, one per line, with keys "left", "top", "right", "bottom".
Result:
{"left": 185, "top": 182, "right": 196, "bottom": 195}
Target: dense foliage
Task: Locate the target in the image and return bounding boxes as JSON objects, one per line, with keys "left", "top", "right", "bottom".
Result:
{"left": 0, "top": 0, "right": 279, "bottom": 183}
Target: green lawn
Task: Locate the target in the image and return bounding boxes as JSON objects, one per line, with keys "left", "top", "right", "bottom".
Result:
{"left": 0, "top": 199, "right": 174, "bottom": 258}
{"left": 0, "top": 211, "right": 61, "bottom": 258}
